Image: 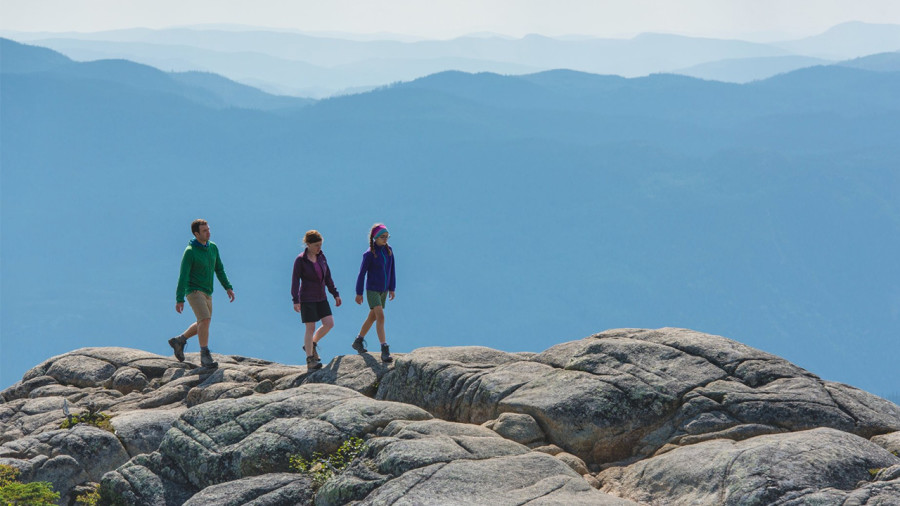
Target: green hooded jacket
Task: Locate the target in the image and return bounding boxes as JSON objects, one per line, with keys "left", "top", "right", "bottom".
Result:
{"left": 176, "top": 239, "right": 233, "bottom": 303}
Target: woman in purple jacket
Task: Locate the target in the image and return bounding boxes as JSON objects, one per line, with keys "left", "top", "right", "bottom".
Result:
{"left": 291, "top": 230, "right": 341, "bottom": 370}
{"left": 352, "top": 223, "right": 395, "bottom": 363}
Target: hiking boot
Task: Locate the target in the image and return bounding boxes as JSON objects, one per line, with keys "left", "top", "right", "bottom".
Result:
{"left": 381, "top": 343, "right": 393, "bottom": 363}
{"left": 303, "top": 342, "right": 319, "bottom": 361}
{"left": 200, "top": 348, "right": 218, "bottom": 369}
{"left": 168, "top": 335, "right": 187, "bottom": 362}
{"left": 352, "top": 336, "right": 368, "bottom": 353}
{"left": 306, "top": 355, "right": 323, "bottom": 371}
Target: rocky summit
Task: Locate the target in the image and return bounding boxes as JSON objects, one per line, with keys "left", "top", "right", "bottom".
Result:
{"left": 1, "top": 327, "right": 898, "bottom": 505}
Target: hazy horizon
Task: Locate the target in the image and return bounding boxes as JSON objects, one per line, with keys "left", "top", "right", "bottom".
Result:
{"left": 2, "top": 0, "right": 900, "bottom": 41}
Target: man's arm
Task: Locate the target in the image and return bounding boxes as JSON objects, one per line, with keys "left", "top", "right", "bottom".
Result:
{"left": 214, "top": 247, "right": 234, "bottom": 299}
{"left": 176, "top": 248, "right": 192, "bottom": 304}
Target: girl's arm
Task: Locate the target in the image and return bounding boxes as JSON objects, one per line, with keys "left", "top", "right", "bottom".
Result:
{"left": 388, "top": 253, "right": 396, "bottom": 292}
{"left": 355, "top": 252, "right": 371, "bottom": 295}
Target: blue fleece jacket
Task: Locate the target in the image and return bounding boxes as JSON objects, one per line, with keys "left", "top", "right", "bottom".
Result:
{"left": 355, "top": 246, "right": 396, "bottom": 295}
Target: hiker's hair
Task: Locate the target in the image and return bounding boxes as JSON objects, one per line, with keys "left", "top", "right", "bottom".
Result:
{"left": 190, "top": 219, "right": 208, "bottom": 235}
{"left": 304, "top": 230, "right": 323, "bottom": 244}
{"left": 368, "top": 223, "right": 392, "bottom": 257}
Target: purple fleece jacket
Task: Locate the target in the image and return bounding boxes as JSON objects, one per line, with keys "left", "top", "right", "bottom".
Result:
{"left": 291, "top": 249, "right": 339, "bottom": 303}
{"left": 355, "top": 245, "right": 396, "bottom": 295}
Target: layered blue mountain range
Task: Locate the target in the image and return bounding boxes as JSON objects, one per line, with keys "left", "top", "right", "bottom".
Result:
{"left": 1, "top": 39, "right": 897, "bottom": 399}
{"left": 4, "top": 21, "right": 899, "bottom": 95}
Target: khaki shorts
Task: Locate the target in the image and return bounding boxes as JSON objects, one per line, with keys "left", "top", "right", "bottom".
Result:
{"left": 186, "top": 291, "right": 212, "bottom": 322}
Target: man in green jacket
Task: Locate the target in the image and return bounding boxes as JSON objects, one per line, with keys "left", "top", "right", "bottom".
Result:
{"left": 169, "top": 219, "right": 235, "bottom": 368}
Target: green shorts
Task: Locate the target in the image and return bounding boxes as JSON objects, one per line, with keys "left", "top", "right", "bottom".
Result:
{"left": 366, "top": 290, "right": 388, "bottom": 309}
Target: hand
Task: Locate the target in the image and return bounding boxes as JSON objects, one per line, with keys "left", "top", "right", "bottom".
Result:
{"left": 293, "top": 303, "right": 302, "bottom": 313}
{"left": 227, "top": 289, "right": 235, "bottom": 302}
{"left": 335, "top": 296, "right": 342, "bottom": 307}
{"left": 389, "top": 291, "right": 395, "bottom": 301}
{"left": 176, "top": 302, "right": 184, "bottom": 314}
{"left": 355, "top": 294, "right": 363, "bottom": 305}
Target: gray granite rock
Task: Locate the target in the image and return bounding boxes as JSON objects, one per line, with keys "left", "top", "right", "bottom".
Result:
{"left": 45, "top": 355, "right": 117, "bottom": 388}
{"left": 100, "top": 383, "right": 433, "bottom": 504}
{"left": 872, "top": 431, "right": 900, "bottom": 455}
{"left": 597, "top": 427, "right": 900, "bottom": 505}
{"left": 0, "top": 424, "right": 130, "bottom": 481}
{"left": 108, "top": 367, "right": 150, "bottom": 395}
{"left": 378, "top": 328, "right": 900, "bottom": 467}
{"left": 111, "top": 408, "right": 186, "bottom": 457}
{"left": 555, "top": 451, "right": 589, "bottom": 475}
{"left": 99, "top": 451, "right": 197, "bottom": 506}
{"left": 489, "top": 412, "right": 546, "bottom": 445}
{"left": 2, "top": 329, "right": 899, "bottom": 505}
{"left": 181, "top": 473, "right": 314, "bottom": 506}
{"left": 322, "top": 418, "right": 634, "bottom": 505}
{"left": 0, "top": 424, "right": 130, "bottom": 504}
{"left": 357, "top": 453, "right": 634, "bottom": 505}
{"left": 300, "top": 353, "right": 395, "bottom": 397}
{"left": 17, "top": 454, "right": 88, "bottom": 506}
{"left": 0, "top": 375, "right": 60, "bottom": 402}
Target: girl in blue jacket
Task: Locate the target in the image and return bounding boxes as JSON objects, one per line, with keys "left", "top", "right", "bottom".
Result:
{"left": 352, "top": 223, "right": 395, "bottom": 362}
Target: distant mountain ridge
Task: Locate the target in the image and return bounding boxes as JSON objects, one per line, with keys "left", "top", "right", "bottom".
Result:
{"left": 3, "top": 21, "right": 898, "bottom": 96}
{"left": 773, "top": 21, "right": 900, "bottom": 59}
{"left": 1, "top": 39, "right": 898, "bottom": 402}
{"left": 0, "top": 38, "right": 312, "bottom": 110}
{"left": 837, "top": 51, "right": 900, "bottom": 72}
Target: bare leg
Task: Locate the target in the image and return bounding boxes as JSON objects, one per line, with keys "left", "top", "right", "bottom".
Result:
{"left": 372, "top": 306, "right": 386, "bottom": 344}
{"left": 358, "top": 310, "right": 377, "bottom": 337}
{"left": 304, "top": 322, "right": 316, "bottom": 357}
{"left": 313, "top": 315, "right": 335, "bottom": 343}
{"left": 197, "top": 319, "right": 211, "bottom": 348}
{"left": 182, "top": 322, "right": 198, "bottom": 339}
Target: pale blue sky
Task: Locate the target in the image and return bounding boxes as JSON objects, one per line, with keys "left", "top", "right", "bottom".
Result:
{"left": 2, "top": 0, "right": 899, "bottom": 40}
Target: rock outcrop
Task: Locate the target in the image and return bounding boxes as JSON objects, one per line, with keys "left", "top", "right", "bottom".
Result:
{"left": 1, "top": 328, "right": 898, "bottom": 505}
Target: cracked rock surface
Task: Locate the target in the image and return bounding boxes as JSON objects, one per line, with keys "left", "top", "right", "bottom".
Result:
{"left": 597, "top": 427, "right": 900, "bottom": 505}
{"left": 1, "top": 327, "right": 898, "bottom": 505}
{"left": 378, "top": 328, "right": 900, "bottom": 467}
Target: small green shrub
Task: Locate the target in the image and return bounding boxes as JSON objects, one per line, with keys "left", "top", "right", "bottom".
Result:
{"left": 0, "top": 465, "right": 18, "bottom": 486}
{"left": 290, "top": 437, "right": 367, "bottom": 487}
{"left": 75, "top": 484, "right": 101, "bottom": 505}
{"left": 60, "top": 405, "right": 113, "bottom": 432}
{"left": 0, "top": 464, "right": 60, "bottom": 506}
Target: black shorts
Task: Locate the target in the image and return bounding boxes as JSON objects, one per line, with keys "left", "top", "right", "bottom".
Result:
{"left": 300, "top": 300, "right": 332, "bottom": 323}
